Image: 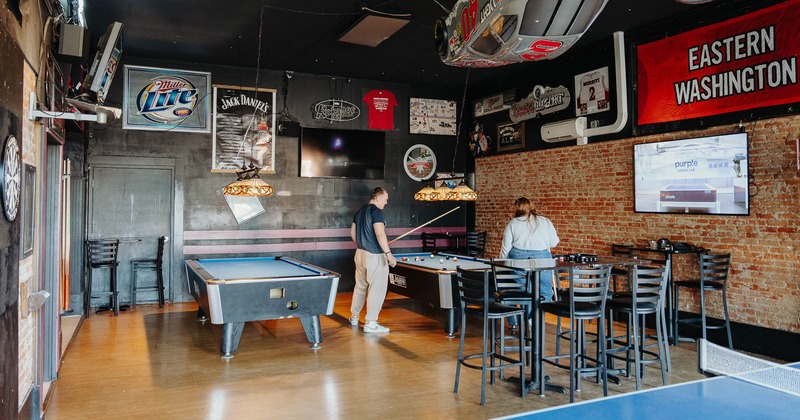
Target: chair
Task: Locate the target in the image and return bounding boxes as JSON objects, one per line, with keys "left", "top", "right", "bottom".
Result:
{"left": 130, "top": 236, "right": 168, "bottom": 308}
{"left": 673, "top": 253, "right": 733, "bottom": 348}
{"left": 490, "top": 261, "right": 533, "bottom": 376}
{"left": 454, "top": 267, "right": 525, "bottom": 405}
{"left": 606, "top": 264, "right": 670, "bottom": 390}
{"left": 610, "top": 243, "right": 634, "bottom": 294}
{"left": 464, "top": 231, "right": 487, "bottom": 257}
{"left": 85, "top": 239, "right": 121, "bottom": 316}
{"left": 421, "top": 232, "right": 439, "bottom": 253}
{"left": 539, "top": 266, "right": 611, "bottom": 402}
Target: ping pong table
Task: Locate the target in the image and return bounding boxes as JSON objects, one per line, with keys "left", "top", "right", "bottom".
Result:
{"left": 495, "top": 362, "right": 799, "bottom": 420}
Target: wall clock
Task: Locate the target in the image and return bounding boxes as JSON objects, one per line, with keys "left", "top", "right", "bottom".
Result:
{"left": 403, "top": 144, "right": 436, "bottom": 181}
{"left": 2, "top": 135, "right": 21, "bottom": 222}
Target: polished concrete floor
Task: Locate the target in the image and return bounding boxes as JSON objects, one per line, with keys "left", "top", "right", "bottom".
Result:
{"left": 45, "top": 293, "right": 709, "bottom": 419}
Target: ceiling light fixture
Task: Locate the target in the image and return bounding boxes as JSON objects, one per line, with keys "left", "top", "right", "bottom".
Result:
{"left": 414, "top": 70, "right": 477, "bottom": 202}
{"left": 224, "top": 0, "right": 273, "bottom": 197}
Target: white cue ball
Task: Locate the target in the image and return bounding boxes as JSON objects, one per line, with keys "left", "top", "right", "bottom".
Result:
{"left": 430, "top": 253, "right": 435, "bottom": 258}
{"left": 439, "top": 258, "right": 444, "bottom": 263}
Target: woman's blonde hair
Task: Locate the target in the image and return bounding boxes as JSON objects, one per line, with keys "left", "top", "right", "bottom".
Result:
{"left": 514, "top": 197, "right": 538, "bottom": 219}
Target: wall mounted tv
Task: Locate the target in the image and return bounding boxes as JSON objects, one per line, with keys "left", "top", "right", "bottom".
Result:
{"left": 83, "top": 21, "right": 123, "bottom": 105}
{"left": 300, "top": 127, "right": 385, "bottom": 179}
{"left": 633, "top": 132, "right": 749, "bottom": 215}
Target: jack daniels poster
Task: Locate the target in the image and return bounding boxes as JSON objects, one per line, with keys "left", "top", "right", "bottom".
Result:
{"left": 212, "top": 85, "right": 277, "bottom": 173}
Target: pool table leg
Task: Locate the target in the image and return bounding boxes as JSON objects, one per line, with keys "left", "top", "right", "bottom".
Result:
{"left": 221, "top": 322, "right": 245, "bottom": 359}
{"left": 299, "top": 316, "right": 322, "bottom": 349}
{"left": 444, "top": 308, "right": 459, "bottom": 338}
{"left": 197, "top": 307, "right": 208, "bottom": 322}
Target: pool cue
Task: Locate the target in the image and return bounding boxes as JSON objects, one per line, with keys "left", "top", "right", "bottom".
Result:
{"left": 388, "top": 206, "right": 461, "bottom": 244}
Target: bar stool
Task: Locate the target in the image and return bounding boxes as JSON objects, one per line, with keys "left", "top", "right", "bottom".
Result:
{"left": 85, "top": 239, "right": 121, "bottom": 316}
{"left": 539, "top": 265, "right": 611, "bottom": 403}
{"left": 606, "top": 264, "right": 669, "bottom": 390}
{"left": 130, "top": 236, "right": 168, "bottom": 308}
{"left": 454, "top": 267, "right": 525, "bottom": 405}
{"left": 673, "top": 253, "right": 733, "bottom": 348}
{"left": 491, "top": 260, "right": 533, "bottom": 377}
{"left": 464, "top": 231, "right": 487, "bottom": 257}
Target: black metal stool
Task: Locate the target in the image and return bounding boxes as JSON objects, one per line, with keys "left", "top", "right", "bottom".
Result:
{"left": 85, "top": 239, "right": 121, "bottom": 316}
{"left": 130, "top": 236, "right": 168, "bottom": 308}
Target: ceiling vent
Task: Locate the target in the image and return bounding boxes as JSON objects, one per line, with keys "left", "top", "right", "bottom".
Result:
{"left": 338, "top": 11, "right": 410, "bottom": 47}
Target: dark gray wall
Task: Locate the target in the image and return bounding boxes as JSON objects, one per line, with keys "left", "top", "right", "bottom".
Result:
{"left": 66, "top": 57, "right": 472, "bottom": 301}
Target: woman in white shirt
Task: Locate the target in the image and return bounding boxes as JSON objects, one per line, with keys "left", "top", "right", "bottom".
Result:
{"left": 500, "top": 197, "right": 560, "bottom": 302}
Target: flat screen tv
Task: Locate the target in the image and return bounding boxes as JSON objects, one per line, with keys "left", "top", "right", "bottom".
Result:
{"left": 300, "top": 127, "right": 385, "bottom": 179}
{"left": 83, "top": 21, "right": 123, "bottom": 104}
{"left": 633, "top": 132, "right": 749, "bottom": 215}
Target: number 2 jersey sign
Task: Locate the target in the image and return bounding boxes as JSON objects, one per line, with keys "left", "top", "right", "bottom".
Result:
{"left": 637, "top": 0, "right": 800, "bottom": 125}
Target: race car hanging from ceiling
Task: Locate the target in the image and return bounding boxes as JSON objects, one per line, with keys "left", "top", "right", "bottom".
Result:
{"left": 435, "top": 0, "right": 608, "bottom": 67}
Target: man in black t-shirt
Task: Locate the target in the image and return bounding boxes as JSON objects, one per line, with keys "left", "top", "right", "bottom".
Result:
{"left": 349, "top": 187, "right": 397, "bottom": 333}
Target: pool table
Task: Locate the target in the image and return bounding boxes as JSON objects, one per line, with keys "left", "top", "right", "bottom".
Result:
{"left": 388, "top": 252, "right": 491, "bottom": 336}
{"left": 184, "top": 256, "right": 340, "bottom": 358}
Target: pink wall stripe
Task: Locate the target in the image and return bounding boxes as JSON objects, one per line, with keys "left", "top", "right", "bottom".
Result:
{"left": 184, "top": 239, "right": 424, "bottom": 255}
{"left": 184, "top": 226, "right": 465, "bottom": 240}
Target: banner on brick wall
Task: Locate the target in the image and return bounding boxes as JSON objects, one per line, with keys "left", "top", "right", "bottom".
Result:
{"left": 637, "top": 0, "right": 800, "bottom": 125}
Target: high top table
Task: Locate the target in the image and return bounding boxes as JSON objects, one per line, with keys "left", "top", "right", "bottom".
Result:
{"left": 629, "top": 245, "right": 707, "bottom": 345}
{"left": 487, "top": 255, "right": 645, "bottom": 396}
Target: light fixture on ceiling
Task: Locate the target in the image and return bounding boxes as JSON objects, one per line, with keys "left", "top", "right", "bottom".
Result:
{"left": 338, "top": 8, "right": 411, "bottom": 47}
{"left": 414, "top": 70, "right": 477, "bottom": 202}
{"left": 223, "top": 0, "right": 273, "bottom": 197}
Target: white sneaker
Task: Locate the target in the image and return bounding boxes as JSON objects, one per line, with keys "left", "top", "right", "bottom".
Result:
{"left": 363, "top": 322, "right": 389, "bottom": 333}
{"left": 349, "top": 316, "right": 359, "bottom": 326}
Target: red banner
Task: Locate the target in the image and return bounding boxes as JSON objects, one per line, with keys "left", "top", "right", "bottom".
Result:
{"left": 637, "top": 0, "right": 800, "bottom": 125}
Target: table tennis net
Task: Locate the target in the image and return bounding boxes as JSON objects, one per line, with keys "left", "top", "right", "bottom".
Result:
{"left": 698, "top": 339, "right": 800, "bottom": 397}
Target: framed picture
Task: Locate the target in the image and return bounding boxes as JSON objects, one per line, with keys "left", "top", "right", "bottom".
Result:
{"left": 497, "top": 121, "right": 525, "bottom": 152}
{"left": 574, "top": 66, "right": 610, "bottom": 116}
{"left": 434, "top": 172, "right": 464, "bottom": 189}
{"left": 123, "top": 65, "right": 211, "bottom": 132}
{"left": 212, "top": 85, "right": 277, "bottom": 173}
{"left": 409, "top": 98, "right": 457, "bottom": 135}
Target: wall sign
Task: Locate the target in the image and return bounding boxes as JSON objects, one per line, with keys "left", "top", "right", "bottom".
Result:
{"left": 2, "top": 135, "right": 20, "bottom": 222}
{"left": 473, "top": 89, "right": 515, "bottom": 117}
{"left": 637, "top": 1, "right": 800, "bottom": 125}
{"left": 403, "top": 144, "right": 436, "bottom": 181}
{"left": 510, "top": 85, "right": 571, "bottom": 122}
{"left": 213, "top": 85, "right": 277, "bottom": 173}
{"left": 409, "top": 97, "right": 457, "bottom": 135}
{"left": 312, "top": 99, "right": 360, "bottom": 122}
{"left": 123, "top": 65, "right": 211, "bottom": 132}
{"left": 497, "top": 121, "right": 525, "bottom": 152}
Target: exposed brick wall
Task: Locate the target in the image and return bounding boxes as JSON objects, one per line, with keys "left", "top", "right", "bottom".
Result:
{"left": 476, "top": 117, "right": 800, "bottom": 333}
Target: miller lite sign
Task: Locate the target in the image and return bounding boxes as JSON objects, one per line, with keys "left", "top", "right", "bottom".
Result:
{"left": 123, "top": 65, "right": 211, "bottom": 132}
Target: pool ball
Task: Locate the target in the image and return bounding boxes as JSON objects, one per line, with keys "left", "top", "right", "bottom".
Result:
{"left": 420, "top": 257, "right": 425, "bottom": 261}
{"left": 402, "top": 257, "right": 408, "bottom": 261}
{"left": 445, "top": 256, "right": 450, "bottom": 260}
{"left": 430, "top": 253, "right": 435, "bottom": 258}
{"left": 452, "top": 257, "right": 458, "bottom": 262}
{"left": 414, "top": 257, "right": 420, "bottom": 261}
{"left": 439, "top": 258, "right": 444, "bottom": 263}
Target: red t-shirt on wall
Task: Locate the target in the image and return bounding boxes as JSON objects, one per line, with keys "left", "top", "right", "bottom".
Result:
{"left": 363, "top": 89, "right": 398, "bottom": 130}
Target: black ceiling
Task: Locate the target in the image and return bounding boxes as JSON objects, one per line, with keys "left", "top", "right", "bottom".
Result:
{"left": 79, "top": 0, "right": 763, "bottom": 89}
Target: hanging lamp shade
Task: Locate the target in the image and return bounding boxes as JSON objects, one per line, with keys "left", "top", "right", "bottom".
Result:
{"left": 451, "top": 181, "right": 477, "bottom": 201}
{"left": 414, "top": 184, "right": 436, "bottom": 201}
{"left": 433, "top": 184, "right": 453, "bottom": 201}
{"left": 223, "top": 176, "right": 274, "bottom": 197}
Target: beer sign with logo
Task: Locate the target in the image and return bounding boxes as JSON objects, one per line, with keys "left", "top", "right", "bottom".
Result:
{"left": 123, "top": 65, "right": 211, "bottom": 132}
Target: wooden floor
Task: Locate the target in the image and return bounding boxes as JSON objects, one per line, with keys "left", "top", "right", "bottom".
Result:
{"left": 45, "top": 293, "right": 707, "bottom": 419}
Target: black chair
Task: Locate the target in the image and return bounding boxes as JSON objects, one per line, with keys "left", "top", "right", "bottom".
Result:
{"left": 610, "top": 243, "right": 634, "bottom": 294}
{"left": 85, "top": 239, "right": 121, "bottom": 316}
{"left": 130, "top": 236, "right": 168, "bottom": 308}
{"left": 490, "top": 260, "right": 533, "bottom": 376}
{"left": 421, "top": 232, "right": 438, "bottom": 253}
{"left": 454, "top": 267, "right": 525, "bottom": 405}
{"left": 673, "top": 253, "right": 733, "bottom": 348}
{"left": 606, "top": 264, "right": 670, "bottom": 390}
{"left": 539, "top": 266, "right": 611, "bottom": 402}
{"left": 464, "top": 231, "right": 487, "bottom": 257}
